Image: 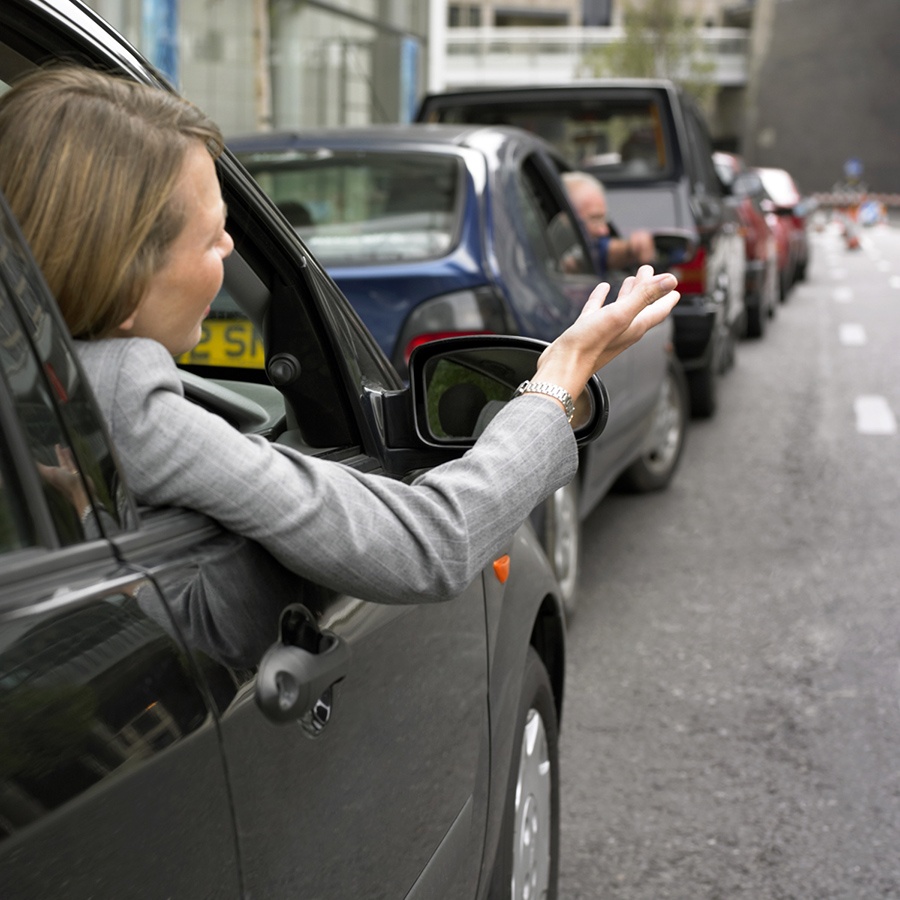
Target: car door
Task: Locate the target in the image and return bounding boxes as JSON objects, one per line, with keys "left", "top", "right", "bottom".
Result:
{"left": 191, "top": 237, "right": 492, "bottom": 899}
{"left": 497, "top": 143, "right": 668, "bottom": 507}
{"left": 0, "top": 194, "right": 242, "bottom": 899}
{"left": 0, "top": 8, "right": 495, "bottom": 897}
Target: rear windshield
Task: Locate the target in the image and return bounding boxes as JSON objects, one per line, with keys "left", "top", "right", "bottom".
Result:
{"left": 235, "top": 149, "right": 463, "bottom": 266}
{"left": 425, "top": 94, "right": 674, "bottom": 183}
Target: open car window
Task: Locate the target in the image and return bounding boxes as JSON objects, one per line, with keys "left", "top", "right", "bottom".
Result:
{"left": 0, "top": 39, "right": 397, "bottom": 459}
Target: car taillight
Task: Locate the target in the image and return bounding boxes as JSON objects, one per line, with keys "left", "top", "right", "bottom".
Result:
{"left": 394, "top": 287, "right": 514, "bottom": 370}
{"left": 670, "top": 244, "right": 707, "bottom": 295}
{"left": 404, "top": 329, "right": 493, "bottom": 362}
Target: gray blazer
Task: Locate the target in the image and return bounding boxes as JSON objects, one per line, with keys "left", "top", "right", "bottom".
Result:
{"left": 76, "top": 338, "right": 577, "bottom": 604}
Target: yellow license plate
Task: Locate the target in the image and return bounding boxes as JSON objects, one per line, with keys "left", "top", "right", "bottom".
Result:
{"left": 178, "top": 318, "right": 265, "bottom": 369}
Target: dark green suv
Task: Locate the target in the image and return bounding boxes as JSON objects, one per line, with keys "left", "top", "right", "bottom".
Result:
{"left": 418, "top": 80, "right": 748, "bottom": 417}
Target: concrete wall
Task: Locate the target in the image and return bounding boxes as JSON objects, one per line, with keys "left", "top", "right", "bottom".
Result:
{"left": 742, "top": 0, "right": 900, "bottom": 193}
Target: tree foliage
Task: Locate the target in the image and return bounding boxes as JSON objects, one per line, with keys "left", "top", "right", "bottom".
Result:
{"left": 586, "top": 0, "right": 717, "bottom": 111}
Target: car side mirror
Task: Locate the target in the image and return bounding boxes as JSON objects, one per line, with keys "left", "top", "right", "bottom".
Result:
{"left": 652, "top": 230, "right": 697, "bottom": 268}
{"left": 388, "top": 335, "right": 609, "bottom": 451}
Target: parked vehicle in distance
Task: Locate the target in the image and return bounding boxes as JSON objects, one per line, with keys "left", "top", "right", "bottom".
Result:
{"left": 417, "top": 79, "right": 747, "bottom": 418}
{"left": 713, "top": 151, "right": 778, "bottom": 338}
{"left": 227, "top": 124, "right": 691, "bottom": 614}
{"left": 0, "top": 2, "right": 613, "bottom": 898}
{"left": 755, "top": 166, "right": 811, "bottom": 299}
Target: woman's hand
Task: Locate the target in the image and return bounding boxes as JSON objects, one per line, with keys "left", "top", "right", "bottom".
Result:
{"left": 532, "top": 265, "right": 679, "bottom": 404}
{"left": 36, "top": 444, "right": 92, "bottom": 519}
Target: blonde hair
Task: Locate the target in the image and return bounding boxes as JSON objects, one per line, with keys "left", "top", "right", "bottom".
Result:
{"left": 0, "top": 66, "right": 224, "bottom": 339}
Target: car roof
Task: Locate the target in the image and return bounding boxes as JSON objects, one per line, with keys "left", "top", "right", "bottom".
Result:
{"left": 420, "top": 78, "right": 679, "bottom": 100}
{"left": 226, "top": 123, "right": 568, "bottom": 172}
{"left": 228, "top": 122, "right": 536, "bottom": 152}
{"left": 12, "top": 0, "right": 173, "bottom": 87}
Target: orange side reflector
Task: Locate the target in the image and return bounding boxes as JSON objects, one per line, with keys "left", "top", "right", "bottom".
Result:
{"left": 493, "top": 555, "right": 510, "bottom": 584}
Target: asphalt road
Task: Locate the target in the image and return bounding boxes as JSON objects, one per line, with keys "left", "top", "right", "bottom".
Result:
{"left": 559, "top": 221, "right": 900, "bottom": 899}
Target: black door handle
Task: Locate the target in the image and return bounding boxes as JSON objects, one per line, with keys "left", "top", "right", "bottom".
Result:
{"left": 256, "top": 617, "right": 350, "bottom": 723}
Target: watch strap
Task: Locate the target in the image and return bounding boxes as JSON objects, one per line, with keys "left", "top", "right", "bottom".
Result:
{"left": 514, "top": 380, "right": 576, "bottom": 424}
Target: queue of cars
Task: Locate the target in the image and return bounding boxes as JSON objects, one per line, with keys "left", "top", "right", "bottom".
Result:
{"left": 223, "top": 124, "right": 691, "bottom": 615}
{"left": 713, "top": 151, "right": 779, "bottom": 337}
{"left": 417, "top": 80, "right": 748, "bottom": 418}
{"left": 0, "top": 3, "right": 811, "bottom": 899}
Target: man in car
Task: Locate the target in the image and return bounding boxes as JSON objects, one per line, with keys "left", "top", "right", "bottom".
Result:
{"left": 563, "top": 170, "right": 656, "bottom": 274}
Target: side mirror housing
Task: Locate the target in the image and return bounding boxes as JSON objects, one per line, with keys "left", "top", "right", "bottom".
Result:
{"left": 652, "top": 229, "right": 698, "bottom": 268}
{"left": 380, "top": 336, "right": 609, "bottom": 465}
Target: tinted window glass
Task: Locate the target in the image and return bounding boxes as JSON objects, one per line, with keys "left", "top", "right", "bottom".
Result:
{"left": 235, "top": 149, "right": 462, "bottom": 266}
{"left": 683, "top": 104, "right": 721, "bottom": 196}
{"left": 0, "top": 430, "right": 31, "bottom": 552}
{"left": 432, "top": 95, "right": 674, "bottom": 183}
{"left": 0, "top": 199, "right": 128, "bottom": 542}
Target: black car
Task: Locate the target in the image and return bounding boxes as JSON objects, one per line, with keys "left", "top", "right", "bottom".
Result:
{"left": 418, "top": 79, "right": 748, "bottom": 418}
{"left": 0, "top": 2, "right": 609, "bottom": 897}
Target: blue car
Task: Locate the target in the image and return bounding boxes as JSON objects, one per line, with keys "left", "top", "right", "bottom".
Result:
{"left": 227, "top": 124, "right": 690, "bottom": 615}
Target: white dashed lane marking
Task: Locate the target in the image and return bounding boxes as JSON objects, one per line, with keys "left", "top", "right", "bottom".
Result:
{"left": 839, "top": 324, "right": 867, "bottom": 346}
{"left": 833, "top": 286, "right": 854, "bottom": 303}
{"left": 854, "top": 396, "right": 897, "bottom": 435}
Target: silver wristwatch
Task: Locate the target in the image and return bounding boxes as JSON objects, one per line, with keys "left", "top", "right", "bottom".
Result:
{"left": 514, "top": 380, "right": 576, "bottom": 424}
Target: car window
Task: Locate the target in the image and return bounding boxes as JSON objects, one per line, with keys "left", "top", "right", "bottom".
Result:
{"left": 233, "top": 148, "right": 463, "bottom": 267}
{"left": 427, "top": 92, "right": 675, "bottom": 183}
{"left": 682, "top": 101, "right": 721, "bottom": 198}
{"left": 515, "top": 155, "right": 595, "bottom": 279}
{"left": 0, "top": 192, "right": 130, "bottom": 542}
{"left": 0, "top": 429, "right": 31, "bottom": 552}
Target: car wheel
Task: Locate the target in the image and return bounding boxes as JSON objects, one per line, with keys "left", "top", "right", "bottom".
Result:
{"left": 618, "top": 361, "right": 688, "bottom": 492}
{"left": 489, "top": 647, "right": 560, "bottom": 900}
{"left": 543, "top": 481, "right": 580, "bottom": 619}
{"left": 688, "top": 360, "right": 717, "bottom": 419}
{"left": 745, "top": 287, "right": 767, "bottom": 339}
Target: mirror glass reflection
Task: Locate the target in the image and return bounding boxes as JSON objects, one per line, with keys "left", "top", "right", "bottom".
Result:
{"left": 423, "top": 347, "right": 595, "bottom": 441}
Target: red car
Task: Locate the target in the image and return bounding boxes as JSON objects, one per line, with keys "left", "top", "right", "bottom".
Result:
{"left": 714, "top": 152, "right": 778, "bottom": 337}
{"left": 754, "top": 166, "right": 811, "bottom": 300}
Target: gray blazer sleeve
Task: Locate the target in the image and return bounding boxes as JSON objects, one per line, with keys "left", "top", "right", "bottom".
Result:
{"left": 77, "top": 338, "right": 578, "bottom": 605}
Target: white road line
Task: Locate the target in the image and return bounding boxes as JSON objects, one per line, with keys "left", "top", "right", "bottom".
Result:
{"left": 833, "top": 286, "right": 854, "bottom": 303}
{"left": 839, "top": 324, "right": 867, "bottom": 346}
{"left": 890, "top": 276, "right": 900, "bottom": 290}
{"left": 854, "top": 396, "right": 897, "bottom": 435}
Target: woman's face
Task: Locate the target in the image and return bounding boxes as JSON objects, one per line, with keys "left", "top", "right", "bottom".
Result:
{"left": 119, "top": 141, "right": 233, "bottom": 355}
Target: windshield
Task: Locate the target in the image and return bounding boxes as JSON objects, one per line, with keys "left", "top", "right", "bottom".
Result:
{"left": 236, "top": 149, "right": 463, "bottom": 266}
{"left": 431, "top": 94, "right": 674, "bottom": 183}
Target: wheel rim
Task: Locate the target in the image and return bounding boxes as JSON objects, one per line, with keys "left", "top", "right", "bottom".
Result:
{"left": 641, "top": 371, "right": 684, "bottom": 478}
{"left": 547, "top": 484, "right": 579, "bottom": 613}
{"left": 512, "top": 709, "right": 552, "bottom": 900}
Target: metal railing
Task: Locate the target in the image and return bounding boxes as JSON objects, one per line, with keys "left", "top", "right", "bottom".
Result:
{"left": 440, "top": 26, "right": 749, "bottom": 88}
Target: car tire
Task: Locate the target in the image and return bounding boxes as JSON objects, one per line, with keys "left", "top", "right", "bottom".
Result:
{"left": 745, "top": 288, "right": 767, "bottom": 339}
{"left": 688, "top": 360, "right": 717, "bottom": 419}
{"left": 542, "top": 481, "right": 581, "bottom": 620}
{"left": 618, "top": 361, "right": 689, "bottom": 493}
{"left": 489, "top": 647, "right": 560, "bottom": 900}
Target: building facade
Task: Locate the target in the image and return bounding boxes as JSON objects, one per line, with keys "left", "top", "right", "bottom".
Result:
{"left": 85, "top": 0, "right": 430, "bottom": 137}
{"left": 742, "top": 0, "right": 900, "bottom": 193}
